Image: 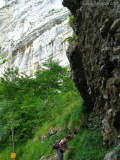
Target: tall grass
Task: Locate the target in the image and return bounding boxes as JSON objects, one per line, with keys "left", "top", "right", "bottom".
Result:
{"left": 65, "top": 130, "right": 107, "bottom": 160}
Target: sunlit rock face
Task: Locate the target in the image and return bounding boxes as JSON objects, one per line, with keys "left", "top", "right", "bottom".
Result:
{"left": 0, "top": 0, "right": 72, "bottom": 75}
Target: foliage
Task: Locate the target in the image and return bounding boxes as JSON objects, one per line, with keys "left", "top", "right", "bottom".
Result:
{"left": 114, "top": 145, "right": 120, "bottom": 151}
{"left": 68, "top": 14, "right": 74, "bottom": 25}
{"left": 60, "top": 96, "right": 85, "bottom": 131}
{"left": 0, "top": 59, "right": 109, "bottom": 160}
{"left": 67, "top": 34, "right": 76, "bottom": 44}
{"left": 87, "top": 113, "right": 102, "bottom": 131}
{"left": 114, "top": 145, "right": 120, "bottom": 158}
{"left": 0, "top": 54, "right": 8, "bottom": 65}
{"left": 67, "top": 14, "right": 76, "bottom": 44}
{"left": 65, "top": 129, "right": 107, "bottom": 160}
{"left": 0, "top": 59, "right": 74, "bottom": 147}
{"left": 0, "top": 4, "right": 10, "bottom": 11}
{"left": 49, "top": 9, "right": 55, "bottom": 13}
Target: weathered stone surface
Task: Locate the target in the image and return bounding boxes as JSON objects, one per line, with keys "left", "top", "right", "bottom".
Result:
{"left": 39, "top": 128, "right": 62, "bottom": 139}
{"left": 63, "top": 0, "right": 120, "bottom": 159}
{"left": 49, "top": 128, "right": 61, "bottom": 135}
{"left": 104, "top": 150, "right": 119, "bottom": 160}
{"left": 0, "top": 0, "right": 73, "bottom": 76}
{"left": 110, "top": 19, "right": 120, "bottom": 34}
{"left": 39, "top": 154, "right": 57, "bottom": 160}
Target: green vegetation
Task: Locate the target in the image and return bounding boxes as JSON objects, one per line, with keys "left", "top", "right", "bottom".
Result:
{"left": 67, "top": 34, "right": 76, "bottom": 44}
{"left": 68, "top": 14, "right": 74, "bottom": 25}
{"left": 0, "top": 4, "right": 10, "bottom": 11}
{"left": 49, "top": 9, "right": 55, "bottom": 13}
{"left": 114, "top": 145, "right": 120, "bottom": 158}
{"left": 0, "top": 54, "right": 9, "bottom": 65}
{"left": 0, "top": 59, "right": 7, "bottom": 65}
{"left": 67, "top": 14, "right": 76, "bottom": 44}
{"left": 114, "top": 145, "right": 120, "bottom": 151}
{"left": 65, "top": 130, "right": 106, "bottom": 160}
{"left": 0, "top": 54, "right": 7, "bottom": 60}
{"left": 0, "top": 59, "right": 109, "bottom": 159}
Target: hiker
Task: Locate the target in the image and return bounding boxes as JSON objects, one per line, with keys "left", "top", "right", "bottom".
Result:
{"left": 56, "top": 136, "right": 75, "bottom": 160}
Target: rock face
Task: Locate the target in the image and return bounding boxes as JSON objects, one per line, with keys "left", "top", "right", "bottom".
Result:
{"left": 39, "top": 154, "right": 57, "bottom": 160}
{"left": 0, "top": 0, "right": 72, "bottom": 76}
{"left": 104, "top": 150, "right": 119, "bottom": 160}
{"left": 63, "top": 0, "right": 120, "bottom": 153}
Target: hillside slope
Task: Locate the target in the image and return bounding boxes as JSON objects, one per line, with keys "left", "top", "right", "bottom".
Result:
{"left": 0, "top": 60, "right": 109, "bottom": 160}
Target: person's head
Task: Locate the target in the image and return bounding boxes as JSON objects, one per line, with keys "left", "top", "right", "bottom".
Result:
{"left": 65, "top": 136, "right": 71, "bottom": 142}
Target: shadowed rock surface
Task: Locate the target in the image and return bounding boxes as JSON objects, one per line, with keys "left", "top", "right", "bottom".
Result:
{"left": 63, "top": 0, "right": 120, "bottom": 159}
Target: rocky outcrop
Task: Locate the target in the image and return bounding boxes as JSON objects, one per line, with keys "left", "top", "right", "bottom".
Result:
{"left": 104, "top": 150, "right": 120, "bottom": 160}
{"left": 0, "top": 0, "right": 72, "bottom": 76}
{"left": 39, "top": 154, "right": 57, "bottom": 160}
{"left": 63, "top": 0, "right": 120, "bottom": 157}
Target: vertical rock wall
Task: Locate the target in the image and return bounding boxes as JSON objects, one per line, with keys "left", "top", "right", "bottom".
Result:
{"left": 63, "top": 0, "right": 120, "bottom": 151}
{"left": 0, "top": 0, "right": 72, "bottom": 76}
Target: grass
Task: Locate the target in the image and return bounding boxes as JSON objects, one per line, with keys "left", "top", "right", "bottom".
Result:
{"left": 0, "top": 147, "right": 12, "bottom": 160}
{"left": 18, "top": 139, "right": 50, "bottom": 160}
{"left": 0, "top": 89, "right": 109, "bottom": 160}
{"left": 65, "top": 130, "right": 108, "bottom": 160}
{"left": 0, "top": 62, "right": 110, "bottom": 160}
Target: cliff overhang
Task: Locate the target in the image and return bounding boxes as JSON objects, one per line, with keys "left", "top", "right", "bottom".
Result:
{"left": 63, "top": 0, "right": 120, "bottom": 153}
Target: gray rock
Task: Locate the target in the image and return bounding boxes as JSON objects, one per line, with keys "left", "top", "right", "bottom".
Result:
{"left": 39, "top": 154, "right": 57, "bottom": 160}
{"left": 104, "top": 150, "right": 117, "bottom": 160}
{"left": 64, "top": 0, "right": 120, "bottom": 147}
{"left": 0, "top": 0, "right": 73, "bottom": 76}
{"left": 110, "top": 19, "right": 120, "bottom": 34}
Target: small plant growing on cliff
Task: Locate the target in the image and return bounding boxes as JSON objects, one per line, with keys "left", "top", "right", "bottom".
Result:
{"left": 68, "top": 14, "right": 74, "bottom": 25}
{"left": 67, "top": 33, "right": 76, "bottom": 44}
{"left": 0, "top": 54, "right": 9, "bottom": 65}
{"left": 0, "top": 4, "right": 10, "bottom": 11}
{"left": 1, "top": 59, "right": 7, "bottom": 64}
{"left": 49, "top": 9, "right": 55, "bottom": 13}
{"left": 114, "top": 145, "right": 120, "bottom": 151}
{"left": 87, "top": 113, "right": 101, "bottom": 131}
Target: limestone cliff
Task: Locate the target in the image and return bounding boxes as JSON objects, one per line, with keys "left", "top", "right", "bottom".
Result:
{"left": 0, "top": 0, "right": 72, "bottom": 76}
{"left": 63, "top": 0, "right": 120, "bottom": 159}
